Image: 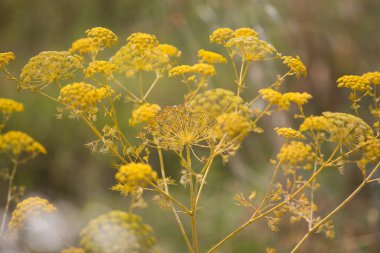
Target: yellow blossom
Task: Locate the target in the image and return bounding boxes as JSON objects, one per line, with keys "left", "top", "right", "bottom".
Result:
{"left": 126, "top": 32, "right": 158, "bottom": 52}
{"left": 299, "top": 116, "right": 332, "bottom": 132}
{"left": 69, "top": 37, "right": 99, "bottom": 55}
{"left": 58, "top": 82, "right": 113, "bottom": 112}
{"left": 277, "top": 141, "right": 315, "bottom": 169}
{"left": 232, "top": 27, "right": 258, "bottom": 38}
{"left": 209, "top": 28, "right": 234, "bottom": 45}
{"left": 362, "top": 71, "right": 380, "bottom": 85}
{"left": 213, "top": 112, "right": 252, "bottom": 140}
{"left": 0, "top": 52, "right": 15, "bottom": 68}
{"left": 85, "top": 27, "right": 118, "bottom": 48}
{"left": 84, "top": 60, "right": 118, "bottom": 78}
{"left": 8, "top": 197, "right": 56, "bottom": 233}
{"left": 80, "top": 211, "right": 156, "bottom": 253}
{"left": 197, "top": 49, "right": 227, "bottom": 64}
{"left": 275, "top": 127, "right": 305, "bottom": 139}
{"left": 259, "top": 88, "right": 290, "bottom": 110}
{"left": 158, "top": 44, "right": 182, "bottom": 58}
{"left": 192, "top": 63, "right": 216, "bottom": 76}
{"left": 226, "top": 35, "right": 277, "bottom": 61}
{"left": 337, "top": 75, "right": 370, "bottom": 92}
{"left": 112, "top": 163, "right": 157, "bottom": 194}
{"left": 0, "top": 98, "right": 24, "bottom": 115}
{"left": 20, "top": 51, "right": 82, "bottom": 88}
{"left": 60, "top": 248, "right": 85, "bottom": 253}
{"left": 282, "top": 56, "right": 307, "bottom": 78}
{"left": 168, "top": 65, "right": 194, "bottom": 77}
{"left": 283, "top": 92, "right": 312, "bottom": 105}
{"left": 129, "top": 103, "right": 161, "bottom": 126}
{"left": 0, "top": 131, "right": 46, "bottom": 157}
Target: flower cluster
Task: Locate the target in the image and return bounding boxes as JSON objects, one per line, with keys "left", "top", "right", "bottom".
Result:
{"left": 283, "top": 92, "right": 312, "bottom": 106}
{"left": 0, "top": 131, "right": 46, "bottom": 157}
{"left": 58, "top": 82, "right": 113, "bottom": 112}
{"left": 259, "top": 88, "right": 290, "bottom": 110}
{"left": 337, "top": 75, "right": 370, "bottom": 92}
{"left": 213, "top": 112, "right": 252, "bottom": 140}
{"left": 197, "top": 49, "right": 227, "bottom": 64}
{"left": 282, "top": 56, "right": 307, "bottom": 78}
{"left": 85, "top": 60, "right": 118, "bottom": 78}
{"left": 113, "top": 163, "right": 158, "bottom": 194}
{"left": 8, "top": 197, "right": 56, "bottom": 233}
{"left": 0, "top": 52, "right": 15, "bottom": 68}
{"left": 362, "top": 71, "right": 380, "bottom": 85}
{"left": 0, "top": 98, "right": 24, "bottom": 115}
{"left": 20, "top": 51, "right": 82, "bottom": 88}
{"left": 275, "top": 127, "right": 305, "bottom": 140}
{"left": 277, "top": 141, "right": 315, "bottom": 169}
{"left": 209, "top": 28, "right": 233, "bottom": 46}
{"left": 80, "top": 210, "right": 156, "bottom": 253}
{"left": 129, "top": 103, "right": 161, "bottom": 126}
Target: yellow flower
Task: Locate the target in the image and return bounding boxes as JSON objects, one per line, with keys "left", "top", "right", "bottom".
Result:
{"left": 85, "top": 27, "right": 118, "bottom": 48}
{"left": 144, "top": 106, "right": 212, "bottom": 150}
{"left": 0, "top": 98, "right": 24, "bottom": 115}
{"left": 129, "top": 103, "right": 161, "bottom": 126}
{"left": 60, "top": 248, "right": 85, "bottom": 253}
{"left": 362, "top": 71, "right": 380, "bottom": 85}
{"left": 226, "top": 35, "right": 277, "bottom": 61}
{"left": 192, "top": 63, "right": 216, "bottom": 77}
{"left": 232, "top": 27, "right": 258, "bottom": 38}
{"left": 168, "top": 65, "right": 194, "bottom": 77}
{"left": 69, "top": 37, "right": 99, "bottom": 55}
{"left": 277, "top": 141, "right": 315, "bottom": 168}
{"left": 58, "top": 82, "right": 113, "bottom": 112}
{"left": 213, "top": 112, "right": 252, "bottom": 140}
{"left": 283, "top": 92, "right": 312, "bottom": 105}
{"left": 299, "top": 116, "right": 332, "bottom": 132}
{"left": 84, "top": 60, "right": 118, "bottom": 78}
{"left": 158, "top": 44, "right": 182, "bottom": 58}
{"left": 0, "top": 52, "right": 15, "bottom": 68}
{"left": 259, "top": 88, "right": 290, "bottom": 110}
{"left": 189, "top": 88, "right": 249, "bottom": 119}
{"left": 8, "top": 197, "right": 56, "bottom": 233}
{"left": 360, "top": 137, "right": 380, "bottom": 164}
{"left": 209, "top": 28, "right": 233, "bottom": 45}
{"left": 80, "top": 211, "right": 156, "bottom": 253}
{"left": 275, "top": 127, "right": 305, "bottom": 139}
{"left": 197, "top": 49, "right": 227, "bottom": 64}
{"left": 337, "top": 75, "right": 370, "bottom": 92}
{"left": 282, "top": 56, "right": 307, "bottom": 78}
{"left": 0, "top": 131, "right": 46, "bottom": 157}
{"left": 126, "top": 32, "right": 158, "bottom": 52}
{"left": 20, "top": 51, "right": 82, "bottom": 88}
{"left": 113, "top": 163, "right": 157, "bottom": 194}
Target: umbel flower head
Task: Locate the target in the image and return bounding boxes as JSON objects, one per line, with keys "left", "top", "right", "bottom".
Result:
{"left": 212, "top": 112, "right": 252, "bottom": 141}
{"left": 275, "top": 127, "right": 305, "bottom": 140}
{"left": 362, "top": 71, "right": 380, "bottom": 85}
{"left": 20, "top": 51, "right": 82, "bottom": 89}
{"left": 0, "top": 52, "right": 15, "bottom": 68}
{"left": 84, "top": 60, "right": 118, "bottom": 78}
{"left": 0, "top": 131, "right": 46, "bottom": 158}
{"left": 282, "top": 56, "right": 307, "bottom": 78}
{"left": 129, "top": 103, "right": 161, "bottom": 126}
{"left": 277, "top": 141, "right": 315, "bottom": 170}
{"left": 58, "top": 82, "right": 113, "bottom": 113}
{"left": 144, "top": 105, "right": 213, "bottom": 150}
{"left": 112, "top": 163, "right": 158, "bottom": 194}
{"left": 337, "top": 75, "right": 371, "bottom": 92}
{"left": 0, "top": 98, "right": 24, "bottom": 115}
{"left": 197, "top": 49, "right": 227, "bottom": 64}
{"left": 80, "top": 210, "right": 156, "bottom": 253}
{"left": 8, "top": 197, "right": 56, "bottom": 234}
{"left": 111, "top": 32, "right": 181, "bottom": 77}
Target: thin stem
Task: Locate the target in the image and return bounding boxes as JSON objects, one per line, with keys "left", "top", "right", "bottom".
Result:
{"left": 0, "top": 161, "right": 18, "bottom": 237}
{"left": 142, "top": 73, "right": 161, "bottom": 101}
{"left": 111, "top": 77, "right": 141, "bottom": 103}
{"left": 290, "top": 161, "right": 380, "bottom": 253}
{"left": 194, "top": 156, "right": 215, "bottom": 209}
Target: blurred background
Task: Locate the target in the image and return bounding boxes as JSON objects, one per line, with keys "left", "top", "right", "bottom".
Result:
{"left": 0, "top": 0, "right": 379, "bottom": 252}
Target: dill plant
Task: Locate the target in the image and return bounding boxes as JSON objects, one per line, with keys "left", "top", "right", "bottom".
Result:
{"left": 0, "top": 26, "right": 379, "bottom": 252}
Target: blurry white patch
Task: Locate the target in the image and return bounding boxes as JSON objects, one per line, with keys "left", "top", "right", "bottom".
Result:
{"left": 196, "top": 4, "right": 216, "bottom": 23}
{"left": 264, "top": 4, "right": 281, "bottom": 23}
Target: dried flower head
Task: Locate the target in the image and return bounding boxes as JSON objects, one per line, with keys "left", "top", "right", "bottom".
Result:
{"left": 129, "top": 103, "right": 161, "bottom": 126}
{"left": 58, "top": 82, "right": 113, "bottom": 112}
{"left": 337, "top": 75, "right": 371, "bottom": 92}
{"left": 144, "top": 106, "right": 212, "bottom": 150}
{"left": 226, "top": 35, "right": 277, "bottom": 61}
{"left": 80, "top": 211, "right": 156, "bottom": 253}
{"left": 20, "top": 51, "right": 82, "bottom": 88}
{"left": 0, "top": 131, "right": 46, "bottom": 157}
{"left": 197, "top": 49, "right": 227, "bottom": 64}
{"left": 0, "top": 98, "right": 24, "bottom": 115}
{"left": 209, "top": 28, "right": 234, "bottom": 45}
{"left": 282, "top": 56, "right": 307, "bottom": 78}
{"left": 0, "top": 52, "right": 15, "bottom": 68}
{"left": 112, "top": 163, "right": 158, "bottom": 194}
{"left": 85, "top": 60, "right": 118, "bottom": 78}
{"left": 8, "top": 197, "right": 56, "bottom": 233}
